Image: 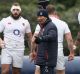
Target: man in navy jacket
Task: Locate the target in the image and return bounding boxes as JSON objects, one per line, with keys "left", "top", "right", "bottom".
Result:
{"left": 30, "top": 9, "right": 58, "bottom": 74}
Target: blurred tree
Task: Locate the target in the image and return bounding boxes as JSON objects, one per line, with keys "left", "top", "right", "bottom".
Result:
{"left": 0, "top": 0, "right": 80, "bottom": 55}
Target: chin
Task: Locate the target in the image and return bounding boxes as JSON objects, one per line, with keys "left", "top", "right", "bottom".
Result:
{"left": 11, "top": 15, "right": 20, "bottom": 20}
{"left": 11, "top": 13, "right": 21, "bottom": 20}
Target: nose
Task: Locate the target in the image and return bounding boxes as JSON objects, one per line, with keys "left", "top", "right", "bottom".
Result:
{"left": 37, "top": 16, "right": 42, "bottom": 21}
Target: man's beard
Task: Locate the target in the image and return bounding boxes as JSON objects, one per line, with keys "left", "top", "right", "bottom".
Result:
{"left": 11, "top": 13, "right": 21, "bottom": 20}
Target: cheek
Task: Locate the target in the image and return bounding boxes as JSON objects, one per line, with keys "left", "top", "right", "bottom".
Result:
{"left": 41, "top": 19, "right": 45, "bottom": 23}
{"left": 11, "top": 11, "right": 15, "bottom": 15}
{"left": 12, "top": 11, "right": 20, "bottom": 15}
{"left": 38, "top": 19, "right": 43, "bottom": 23}
{"left": 38, "top": 18, "right": 44, "bottom": 22}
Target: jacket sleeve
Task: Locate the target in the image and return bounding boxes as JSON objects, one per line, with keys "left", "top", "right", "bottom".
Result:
{"left": 40, "top": 27, "right": 57, "bottom": 42}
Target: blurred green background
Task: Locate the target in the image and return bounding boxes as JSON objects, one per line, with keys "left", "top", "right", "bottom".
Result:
{"left": 0, "top": 0, "right": 80, "bottom": 56}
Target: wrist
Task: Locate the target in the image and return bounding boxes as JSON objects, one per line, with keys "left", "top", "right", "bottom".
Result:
{"left": 73, "top": 45, "right": 77, "bottom": 50}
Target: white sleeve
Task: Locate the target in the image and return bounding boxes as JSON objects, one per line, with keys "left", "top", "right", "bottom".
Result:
{"left": 0, "top": 19, "right": 5, "bottom": 32}
{"left": 78, "top": 12, "right": 80, "bottom": 24}
{"left": 34, "top": 24, "right": 40, "bottom": 34}
{"left": 64, "top": 22, "right": 70, "bottom": 34}
{"left": 25, "top": 20, "right": 31, "bottom": 33}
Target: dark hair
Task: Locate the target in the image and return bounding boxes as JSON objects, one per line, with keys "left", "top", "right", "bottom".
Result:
{"left": 12, "top": 2, "right": 20, "bottom": 6}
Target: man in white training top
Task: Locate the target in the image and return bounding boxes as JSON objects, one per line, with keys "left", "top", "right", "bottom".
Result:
{"left": 0, "top": 2, "right": 32, "bottom": 74}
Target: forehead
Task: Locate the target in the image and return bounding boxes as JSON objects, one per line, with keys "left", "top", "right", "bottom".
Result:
{"left": 37, "top": 16, "right": 46, "bottom": 18}
{"left": 11, "top": 5, "right": 21, "bottom": 12}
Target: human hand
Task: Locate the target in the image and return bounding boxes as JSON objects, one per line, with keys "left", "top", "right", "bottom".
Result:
{"left": 68, "top": 54, "right": 74, "bottom": 61}
{"left": 35, "top": 36, "right": 42, "bottom": 44}
{"left": 29, "top": 51, "right": 37, "bottom": 62}
{"left": 0, "top": 40, "right": 5, "bottom": 49}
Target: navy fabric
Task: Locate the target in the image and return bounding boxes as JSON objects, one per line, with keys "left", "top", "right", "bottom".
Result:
{"left": 36, "top": 20, "right": 58, "bottom": 67}
{"left": 37, "top": 9, "right": 49, "bottom": 18}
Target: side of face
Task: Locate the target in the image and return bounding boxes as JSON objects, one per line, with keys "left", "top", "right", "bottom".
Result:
{"left": 37, "top": 16, "right": 47, "bottom": 25}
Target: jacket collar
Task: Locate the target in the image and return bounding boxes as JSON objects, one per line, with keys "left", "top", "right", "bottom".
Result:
{"left": 40, "top": 18, "right": 51, "bottom": 29}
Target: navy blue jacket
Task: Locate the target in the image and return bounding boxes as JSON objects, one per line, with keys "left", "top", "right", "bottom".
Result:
{"left": 36, "top": 19, "right": 58, "bottom": 67}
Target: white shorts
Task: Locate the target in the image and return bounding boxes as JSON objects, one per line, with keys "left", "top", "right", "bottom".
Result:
{"left": 55, "top": 56, "right": 65, "bottom": 70}
{"left": 1, "top": 49, "right": 24, "bottom": 68}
